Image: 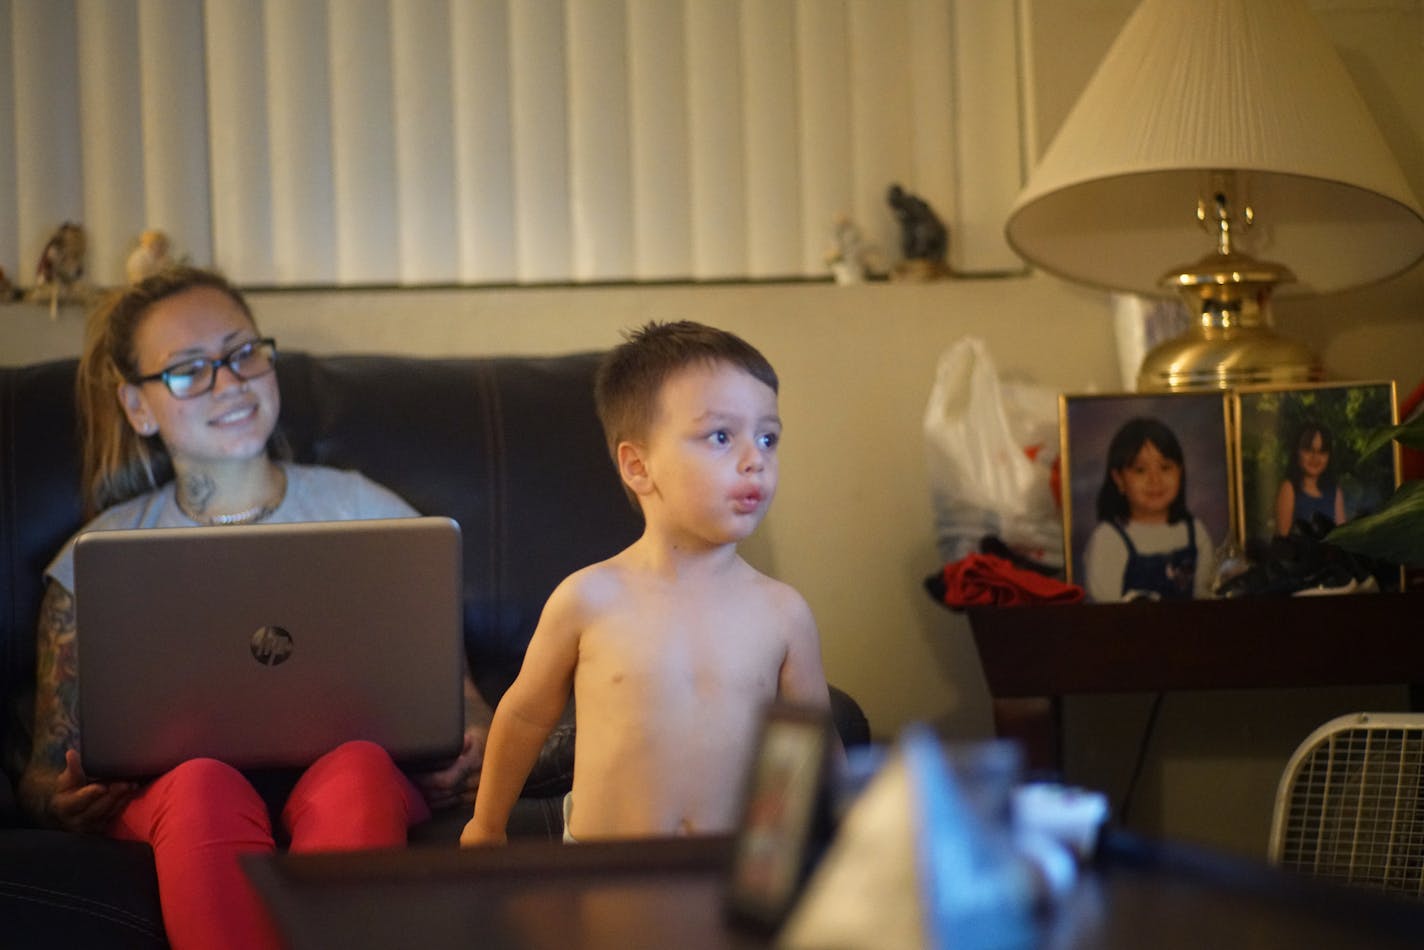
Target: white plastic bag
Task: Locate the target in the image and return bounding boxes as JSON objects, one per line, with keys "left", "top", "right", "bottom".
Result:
{"left": 923, "top": 337, "right": 1063, "bottom": 568}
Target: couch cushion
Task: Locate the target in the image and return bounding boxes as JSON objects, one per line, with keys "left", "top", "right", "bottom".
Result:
{"left": 0, "top": 830, "right": 166, "bottom": 948}
{"left": 1, "top": 360, "right": 87, "bottom": 809}
{"left": 270, "top": 352, "right": 643, "bottom": 704}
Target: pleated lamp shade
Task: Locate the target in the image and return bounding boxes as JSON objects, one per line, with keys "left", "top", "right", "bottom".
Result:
{"left": 1004, "top": 0, "right": 1424, "bottom": 300}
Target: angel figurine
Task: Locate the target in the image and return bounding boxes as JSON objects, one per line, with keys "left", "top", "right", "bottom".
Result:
{"left": 126, "top": 229, "right": 176, "bottom": 284}
{"left": 824, "top": 214, "right": 881, "bottom": 285}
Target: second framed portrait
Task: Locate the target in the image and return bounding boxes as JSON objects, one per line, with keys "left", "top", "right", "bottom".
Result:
{"left": 1233, "top": 381, "right": 1399, "bottom": 551}
{"left": 1060, "top": 391, "right": 1233, "bottom": 603}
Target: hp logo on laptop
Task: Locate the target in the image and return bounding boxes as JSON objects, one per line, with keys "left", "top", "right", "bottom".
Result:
{"left": 251, "top": 626, "right": 294, "bottom": 666}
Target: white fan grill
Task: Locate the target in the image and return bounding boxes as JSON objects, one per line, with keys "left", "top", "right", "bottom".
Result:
{"left": 1269, "top": 713, "right": 1424, "bottom": 898}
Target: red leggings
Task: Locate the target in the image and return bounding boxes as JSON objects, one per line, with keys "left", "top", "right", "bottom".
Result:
{"left": 108, "top": 740, "right": 430, "bottom": 950}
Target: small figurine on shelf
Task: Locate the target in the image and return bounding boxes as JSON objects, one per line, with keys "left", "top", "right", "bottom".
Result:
{"left": 26, "top": 221, "right": 93, "bottom": 318}
{"left": 823, "top": 214, "right": 882, "bottom": 285}
{"left": 886, "top": 183, "right": 950, "bottom": 281}
{"left": 125, "top": 228, "right": 176, "bottom": 284}
{"left": 0, "top": 266, "right": 19, "bottom": 302}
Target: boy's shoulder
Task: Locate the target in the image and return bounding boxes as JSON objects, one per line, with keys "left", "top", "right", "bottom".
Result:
{"left": 735, "top": 561, "right": 816, "bottom": 636}
{"left": 545, "top": 552, "right": 646, "bottom": 621}
{"left": 742, "top": 559, "right": 807, "bottom": 599}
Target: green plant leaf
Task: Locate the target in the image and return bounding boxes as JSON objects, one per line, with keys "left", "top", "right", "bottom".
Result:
{"left": 1327, "top": 480, "right": 1424, "bottom": 566}
{"left": 1357, "top": 412, "right": 1424, "bottom": 460}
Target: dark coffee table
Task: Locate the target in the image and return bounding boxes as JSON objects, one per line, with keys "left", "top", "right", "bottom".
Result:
{"left": 245, "top": 829, "right": 1424, "bottom": 949}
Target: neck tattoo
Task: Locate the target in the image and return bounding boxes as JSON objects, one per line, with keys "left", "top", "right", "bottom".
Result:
{"left": 178, "top": 467, "right": 288, "bottom": 526}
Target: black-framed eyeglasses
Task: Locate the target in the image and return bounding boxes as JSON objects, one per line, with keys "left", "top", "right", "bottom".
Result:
{"left": 130, "top": 338, "right": 278, "bottom": 400}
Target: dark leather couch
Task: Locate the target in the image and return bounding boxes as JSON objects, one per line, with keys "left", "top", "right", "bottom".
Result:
{"left": 0, "top": 350, "right": 869, "bottom": 947}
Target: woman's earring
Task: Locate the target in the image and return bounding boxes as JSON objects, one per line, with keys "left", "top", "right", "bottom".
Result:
{"left": 139, "top": 421, "right": 157, "bottom": 436}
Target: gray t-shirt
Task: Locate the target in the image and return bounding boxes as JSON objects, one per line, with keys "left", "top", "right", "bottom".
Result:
{"left": 46, "top": 463, "right": 418, "bottom": 593}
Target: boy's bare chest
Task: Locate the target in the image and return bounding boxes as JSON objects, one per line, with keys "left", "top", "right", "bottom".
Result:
{"left": 580, "top": 596, "right": 784, "bottom": 694}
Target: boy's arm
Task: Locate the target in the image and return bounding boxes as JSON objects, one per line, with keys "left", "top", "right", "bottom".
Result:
{"left": 461, "top": 580, "right": 582, "bottom": 846}
{"left": 775, "top": 589, "right": 846, "bottom": 760}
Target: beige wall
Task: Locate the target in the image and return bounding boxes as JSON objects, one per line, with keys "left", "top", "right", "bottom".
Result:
{"left": 3, "top": 0, "right": 1422, "bottom": 859}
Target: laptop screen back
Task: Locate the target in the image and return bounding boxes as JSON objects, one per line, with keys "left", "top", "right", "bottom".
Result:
{"left": 73, "top": 516, "right": 464, "bottom": 780}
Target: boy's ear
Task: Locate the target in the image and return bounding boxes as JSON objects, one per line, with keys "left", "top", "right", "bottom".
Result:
{"left": 616, "top": 441, "right": 654, "bottom": 496}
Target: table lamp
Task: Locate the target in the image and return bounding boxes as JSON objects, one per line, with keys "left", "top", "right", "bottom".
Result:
{"left": 1004, "top": 0, "right": 1424, "bottom": 391}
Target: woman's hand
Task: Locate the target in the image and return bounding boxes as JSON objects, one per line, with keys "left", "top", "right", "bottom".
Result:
{"left": 413, "top": 724, "right": 488, "bottom": 811}
{"left": 46, "top": 749, "right": 137, "bottom": 834}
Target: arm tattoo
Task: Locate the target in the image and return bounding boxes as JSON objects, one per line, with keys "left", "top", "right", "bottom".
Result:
{"left": 19, "top": 583, "right": 81, "bottom": 820}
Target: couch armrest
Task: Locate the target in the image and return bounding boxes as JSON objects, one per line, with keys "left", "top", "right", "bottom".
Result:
{"left": 830, "top": 684, "right": 871, "bottom": 748}
{"left": 0, "top": 770, "right": 15, "bottom": 829}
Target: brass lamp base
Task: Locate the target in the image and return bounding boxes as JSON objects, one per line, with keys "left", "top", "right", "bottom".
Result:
{"left": 1136, "top": 324, "right": 1323, "bottom": 391}
{"left": 1136, "top": 249, "right": 1323, "bottom": 392}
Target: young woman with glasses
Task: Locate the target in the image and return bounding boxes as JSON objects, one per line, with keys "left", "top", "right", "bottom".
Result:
{"left": 18, "top": 266, "right": 490, "bottom": 950}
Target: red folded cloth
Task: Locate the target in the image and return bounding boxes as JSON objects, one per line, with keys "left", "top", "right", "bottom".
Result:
{"left": 936, "top": 553, "right": 1084, "bottom": 608}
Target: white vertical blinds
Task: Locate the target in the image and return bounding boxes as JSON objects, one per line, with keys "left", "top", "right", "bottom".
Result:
{"left": 204, "top": 0, "right": 275, "bottom": 282}
{"left": 795, "top": 1, "right": 853, "bottom": 276}
{"left": 509, "top": 0, "right": 572, "bottom": 283}
{"left": 0, "top": 0, "right": 1024, "bottom": 288}
{"left": 950, "top": 0, "right": 1025, "bottom": 274}
{"left": 849, "top": 2, "right": 912, "bottom": 247}
{"left": 10, "top": 0, "right": 84, "bottom": 284}
{"left": 567, "top": 0, "right": 633, "bottom": 282}
{"left": 329, "top": 0, "right": 400, "bottom": 284}
{"left": 907, "top": 0, "right": 957, "bottom": 263}
{"left": 685, "top": 0, "right": 746, "bottom": 280}
{"left": 627, "top": 0, "right": 691, "bottom": 281}
{"left": 264, "top": 0, "right": 337, "bottom": 284}
{"left": 742, "top": 0, "right": 801, "bottom": 279}
{"left": 137, "top": 0, "right": 212, "bottom": 272}
{"left": 0, "top": 9, "right": 14, "bottom": 280}
{"left": 76, "top": 0, "right": 145, "bottom": 285}
{"left": 450, "top": 0, "right": 517, "bottom": 283}
{"left": 392, "top": 0, "right": 461, "bottom": 284}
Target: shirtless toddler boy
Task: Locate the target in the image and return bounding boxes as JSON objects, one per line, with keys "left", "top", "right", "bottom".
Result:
{"left": 461, "top": 321, "right": 837, "bottom": 843}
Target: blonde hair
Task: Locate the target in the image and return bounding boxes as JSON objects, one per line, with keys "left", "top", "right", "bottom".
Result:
{"left": 76, "top": 266, "right": 273, "bottom": 516}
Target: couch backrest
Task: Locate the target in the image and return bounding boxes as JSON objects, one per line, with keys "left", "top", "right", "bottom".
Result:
{"left": 0, "top": 351, "right": 643, "bottom": 800}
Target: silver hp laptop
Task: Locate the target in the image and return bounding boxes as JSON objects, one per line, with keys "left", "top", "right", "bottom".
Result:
{"left": 73, "top": 517, "right": 465, "bottom": 780}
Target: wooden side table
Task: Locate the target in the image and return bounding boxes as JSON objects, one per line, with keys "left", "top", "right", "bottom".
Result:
{"left": 965, "top": 590, "right": 1424, "bottom": 772}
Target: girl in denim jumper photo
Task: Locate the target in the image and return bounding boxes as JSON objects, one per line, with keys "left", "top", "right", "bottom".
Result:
{"left": 1082, "top": 417, "right": 1217, "bottom": 602}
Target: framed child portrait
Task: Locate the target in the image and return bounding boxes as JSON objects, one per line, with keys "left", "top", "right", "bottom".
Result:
{"left": 1232, "top": 380, "right": 1398, "bottom": 549}
{"left": 1060, "top": 391, "right": 1233, "bottom": 603}
{"left": 724, "top": 702, "right": 836, "bottom": 932}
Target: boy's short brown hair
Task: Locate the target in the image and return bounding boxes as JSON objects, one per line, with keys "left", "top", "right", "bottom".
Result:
{"left": 593, "top": 321, "right": 779, "bottom": 470}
